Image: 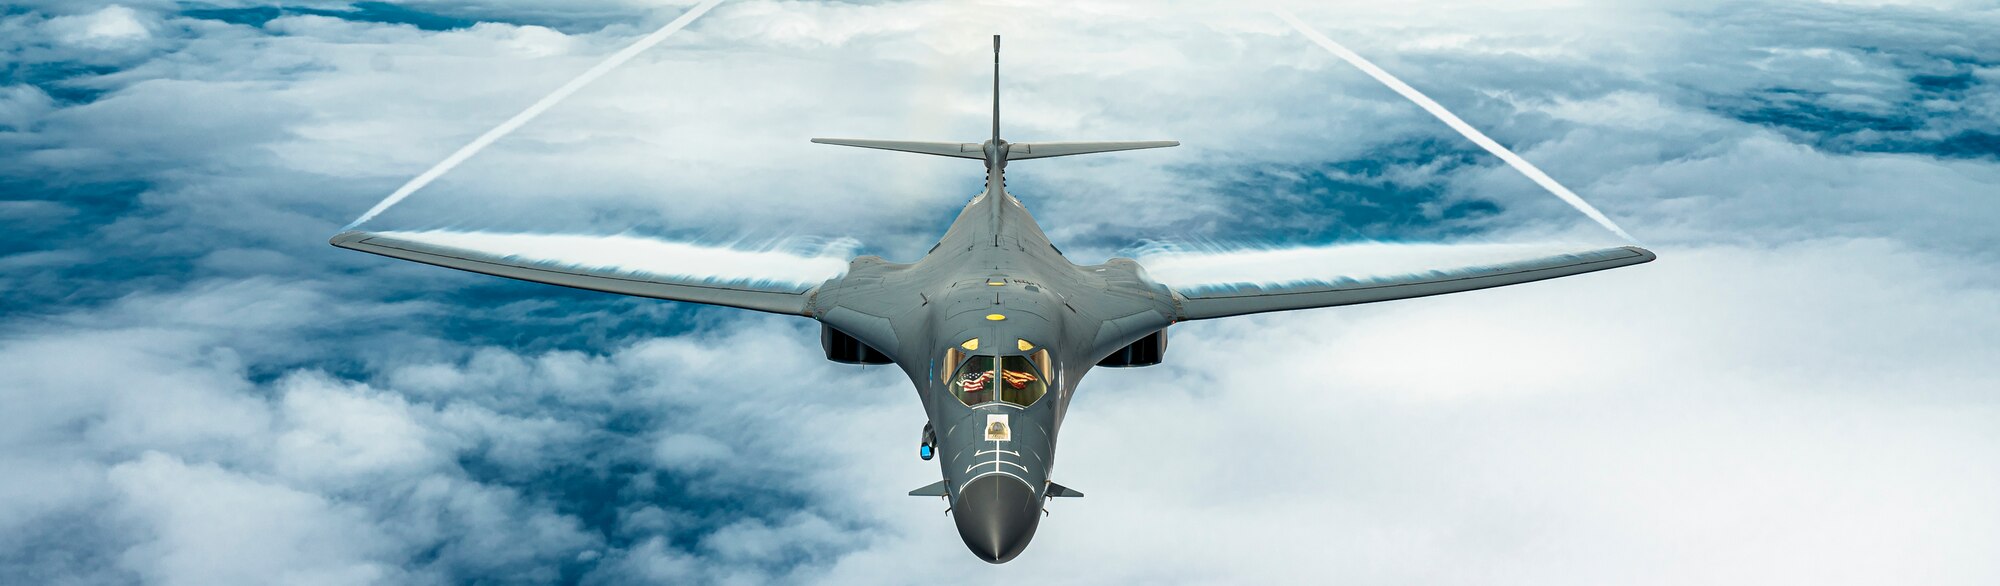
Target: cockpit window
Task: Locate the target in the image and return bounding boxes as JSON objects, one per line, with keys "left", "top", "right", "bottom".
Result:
{"left": 942, "top": 348, "right": 964, "bottom": 384}
{"left": 998, "top": 353, "right": 1048, "bottom": 406}
{"left": 952, "top": 356, "right": 998, "bottom": 406}
{"left": 947, "top": 348, "right": 1051, "bottom": 408}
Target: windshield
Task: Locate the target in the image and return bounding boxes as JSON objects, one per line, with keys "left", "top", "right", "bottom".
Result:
{"left": 948, "top": 348, "right": 1050, "bottom": 408}
{"left": 998, "top": 354, "right": 1047, "bottom": 406}
{"left": 951, "top": 356, "right": 998, "bottom": 406}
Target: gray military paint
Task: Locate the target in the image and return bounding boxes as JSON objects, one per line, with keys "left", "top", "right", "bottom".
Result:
{"left": 332, "top": 35, "right": 1655, "bottom": 563}
{"left": 808, "top": 38, "right": 1182, "bottom": 563}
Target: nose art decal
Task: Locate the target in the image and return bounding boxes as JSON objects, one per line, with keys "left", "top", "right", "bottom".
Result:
{"left": 984, "top": 414, "right": 1011, "bottom": 441}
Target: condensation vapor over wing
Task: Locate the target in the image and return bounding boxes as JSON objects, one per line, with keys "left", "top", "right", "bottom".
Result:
{"left": 1140, "top": 241, "right": 1608, "bottom": 293}
{"left": 363, "top": 230, "right": 854, "bottom": 289}
{"left": 1273, "top": 9, "right": 1639, "bottom": 243}
{"left": 345, "top": 0, "right": 729, "bottom": 229}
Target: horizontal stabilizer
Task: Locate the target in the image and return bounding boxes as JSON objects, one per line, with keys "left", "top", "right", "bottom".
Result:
{"left": 1045, "top": 482, "right": 1083, "bottom": 498}
{"left": 811, "top": 138, "right": 1178, "bottom": 161}
{"left": 909, "top": 480, "right": 949, "bottom": 497}
{"left": 1008, "top": 141, "right": 1178, "bottom": 160}
{"left": 811, "top": 138, "right": 982, "bottom": 159}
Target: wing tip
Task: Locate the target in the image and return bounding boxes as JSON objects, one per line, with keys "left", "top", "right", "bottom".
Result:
{"left": 330, "top": 230, "right": 371, "bottom": 249}
{"left": 1618, "top": 245, "right": 1659, "bottom": 264}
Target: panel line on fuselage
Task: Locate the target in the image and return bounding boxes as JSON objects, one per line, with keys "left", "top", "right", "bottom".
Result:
{"left": 968, "top": 460, "right": 1032, "bottom": 474}
{"left": 963, "top": 470, "right": 1033, "bottom": 490}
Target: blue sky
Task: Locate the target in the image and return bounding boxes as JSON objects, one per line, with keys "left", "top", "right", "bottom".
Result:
{"left": 3, "top": 1, "right": 1999, "bottom": 584}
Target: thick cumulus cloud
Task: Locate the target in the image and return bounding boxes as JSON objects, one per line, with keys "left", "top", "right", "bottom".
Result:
{"left": 0, "top": 278, "right": 908, "bottom": 583}
{"left": 4, "top": 0, "right": 1999, "bottom": 584}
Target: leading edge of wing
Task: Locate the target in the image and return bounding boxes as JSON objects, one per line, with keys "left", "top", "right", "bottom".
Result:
{"left": 331, "top": 230, "right": 852, "bottom": 316}
{"left": 1162, "top": 244, "right": 1656, "bottom": 321}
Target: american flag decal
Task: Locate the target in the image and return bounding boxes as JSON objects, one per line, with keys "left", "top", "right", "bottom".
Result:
{"left": 959, "top": 371, "right": 992, "bottom": 392}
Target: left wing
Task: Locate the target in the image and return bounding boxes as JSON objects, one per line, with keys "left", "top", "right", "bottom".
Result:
{"left": 331, "top": 230, "right": 853, "bottom": 316}
{"left": 1142, "top": 242, "right": 1655, "bottom": 321}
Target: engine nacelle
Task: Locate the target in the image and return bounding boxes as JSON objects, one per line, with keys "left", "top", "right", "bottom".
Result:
{"left": 1097, "top": 328, "right": 1166, "bottom": 367}
{"left": 822, "top": 324, "right": 893, "bottom": 364}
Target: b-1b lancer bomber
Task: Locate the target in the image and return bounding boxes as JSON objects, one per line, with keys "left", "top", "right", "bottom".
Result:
{"left": 332, "top": 36, "right": 1655, "bottom": 563}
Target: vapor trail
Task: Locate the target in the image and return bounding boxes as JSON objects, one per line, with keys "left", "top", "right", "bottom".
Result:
{"left": 1273, "top": 9, "right": 1638, "bottom": 243}
{"left": 345, "top": 0, "right": 728, "bottom": 230}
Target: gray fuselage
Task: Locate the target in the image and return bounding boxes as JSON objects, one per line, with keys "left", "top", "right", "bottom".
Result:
{"left": 807, "top": 141, "right": 1176, "bottom": 562}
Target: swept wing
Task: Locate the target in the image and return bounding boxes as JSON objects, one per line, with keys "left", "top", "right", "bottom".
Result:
{"left": 1146, "top": 242, "right": 1656, "bottom": 321}
{"left": 331, "top": 230, "right": 850, "bottom": 316}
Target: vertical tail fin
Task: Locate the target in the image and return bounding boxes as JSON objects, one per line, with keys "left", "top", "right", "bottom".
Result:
{"left": 991, "top": 34, "right": 1001, "bottom": 144}
{"left": 810, "top": 35, "right": 1178, "bottom": 162}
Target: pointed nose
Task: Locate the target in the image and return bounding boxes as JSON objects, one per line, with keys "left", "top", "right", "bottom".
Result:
{"left": 952, "top": 475, "right": 1043, "bottom": 563}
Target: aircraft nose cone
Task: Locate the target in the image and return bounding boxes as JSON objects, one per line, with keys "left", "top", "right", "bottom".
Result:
{"left": 952, "top": 475, "right": 1043, "bottom": 563}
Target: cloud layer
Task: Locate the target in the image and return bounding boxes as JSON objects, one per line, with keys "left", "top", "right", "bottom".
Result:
{"left": 4, "top": 1, "right": 1998, "bottom": 584}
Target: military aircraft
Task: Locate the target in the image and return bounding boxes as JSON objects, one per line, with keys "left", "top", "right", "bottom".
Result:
{"left": 332, "top": 36, "right": 1655, "bottom": 563}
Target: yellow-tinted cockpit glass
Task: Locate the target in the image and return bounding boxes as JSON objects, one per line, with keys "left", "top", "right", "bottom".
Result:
{"left": 946, "top": 346, "right": 1050, "bottom": 408}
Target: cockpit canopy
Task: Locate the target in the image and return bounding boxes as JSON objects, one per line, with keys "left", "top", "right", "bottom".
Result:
{"left": 943, "top": 340, "right": 1051, "bottom": 408}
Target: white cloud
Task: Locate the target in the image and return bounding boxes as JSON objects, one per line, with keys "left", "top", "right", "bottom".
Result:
{"left": 653, "top": 432, "right": 736, "bottom": 472}
{"left": 1537, "top": 91, "right": 1686, "bottom": 131}
{"left": 273, "top": 375, "right": 448, "bottom": 487}
{"left": 495, "top": 24, "right": 577, "bottom": 58}
{"left": 0, "top": 279, "right": 606, "bottom": 581}
{"left": 0, "top": 84, "right": 56, "bottom": 131}
{"left": 45, "top": 5, "right": 155, "bottom": 49}
{"left": 108, "top": 452, "right": 403, "bottom": 586}
{"left": 0, "top": 326, "right": 272, "bottom": 459}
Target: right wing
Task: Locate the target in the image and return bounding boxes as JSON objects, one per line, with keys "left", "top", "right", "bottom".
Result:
{"left": 1006, "top": 141, "right": 1179, "bottom": 159}
{"left": 331, "top": 230, "right": 852, "bottom": 316}
{"left": 1144, "top": 242, "right": 1656, "bottom": 321}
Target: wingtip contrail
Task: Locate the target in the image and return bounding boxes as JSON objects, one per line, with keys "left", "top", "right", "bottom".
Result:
{"left": 344, "top": 0, "right": 729, "bottom": 231}
{"left": 1273, "top": 9, "right": 1639, "bottom": 244}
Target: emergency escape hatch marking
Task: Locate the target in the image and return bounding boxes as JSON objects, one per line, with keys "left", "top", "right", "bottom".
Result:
{"left": 985, "top": 414, "right": 1010, "bottom": 441}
